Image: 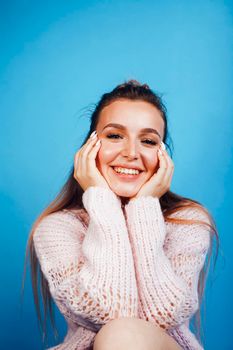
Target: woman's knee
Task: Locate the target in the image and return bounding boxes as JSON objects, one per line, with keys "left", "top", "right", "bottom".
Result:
{"left": 94, "top": 317, "right": 180, "bottom": 350}
{"left": 93, "top": 317, "right": 164, "bottom": 350}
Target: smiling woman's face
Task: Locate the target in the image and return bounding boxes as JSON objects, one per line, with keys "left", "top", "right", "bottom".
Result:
{"left": 95, "top": 99, "right": 165, "bottom": 199}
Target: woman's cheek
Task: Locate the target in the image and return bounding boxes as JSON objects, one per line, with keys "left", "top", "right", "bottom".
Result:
{"left": 96, "top": 141, "right": 118, "bottom": 168}
{"left": 96, "top": 146, "right": 105, "bottom": 171}
{"left": 146, "top": 151, "right": 159, "bottom": 174}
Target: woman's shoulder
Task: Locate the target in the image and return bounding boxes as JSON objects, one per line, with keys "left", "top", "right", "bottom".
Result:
{"left": 166, "top": 201, "right": 213, "bottom": 247}
{"left": 62, "top": 208, "right": 90, "bottom": 227}
{"left": 165, "top": 201, "right": 212, "bottom": 226}
{"left": 33, "top": 208, "right": 89, "bottom": 242}
{"left": 163, "top": 202, "right": 213, "bottom": 252}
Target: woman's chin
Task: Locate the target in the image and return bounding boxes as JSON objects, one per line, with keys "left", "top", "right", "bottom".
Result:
{"left": 108, "top": 184, "right": 139, "bottom": 199}
{"left": 104, "top": 169, "right": 147, "bottom": 199}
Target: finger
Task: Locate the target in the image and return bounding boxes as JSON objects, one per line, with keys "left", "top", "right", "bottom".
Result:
{"left": 86, "top": 139, "right": 102, "bottom": 175}
{"left": 76, "top": 134, "right": 98, "bottom": 176}
{"left": 162, "top": 150, "right": 174, "bottom": 178}
{"left": 150, "top": 153, "right": 168, "bottom": 192}
{"left": 75, "top": 131, "right": 97, "bottom": 160}
{"left": 78, "top": 132, "right": 97, "bottom": 158}
{"left": 157, "top": 148, "right": 175, "bottom": 193}
{"left": 168, "top": 166, "right": 175, "bottom": 189}
{"left": 74, "top": 132, "right": 97, "bottom": 164}
{"left": 155, "top": 149, "right": 169, "bottom": 187}
{"left": 74, "top": 133, "right": 98, "bottom": 176}
{"left": 80, "top": 136, "right": 99, "bottom": 174}
{"left": 162, "top": 150, "right": 174, "bottom": 188}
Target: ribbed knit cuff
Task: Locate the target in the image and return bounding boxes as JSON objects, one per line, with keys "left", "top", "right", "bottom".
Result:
{"left": 125, "top": 195, "right": 166, "bottom": 247}
{"left": 82, "top": 186, "right": 121, "bottom": 213}
{"left": 82, "top": 186, "right": 130, "bottom": 241}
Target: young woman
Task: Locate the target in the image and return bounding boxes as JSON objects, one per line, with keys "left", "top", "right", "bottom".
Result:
{"left": 23, "top": 80, "right": 218, "bottom": 350}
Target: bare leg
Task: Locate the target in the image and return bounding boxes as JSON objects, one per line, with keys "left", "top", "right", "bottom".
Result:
{"left": 93, "top": 317, "right": 182, "bottom": 350}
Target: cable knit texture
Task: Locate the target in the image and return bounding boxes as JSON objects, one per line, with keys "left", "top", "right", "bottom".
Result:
{"left": 33, "top": 186, "right": 211, "bottom": 350}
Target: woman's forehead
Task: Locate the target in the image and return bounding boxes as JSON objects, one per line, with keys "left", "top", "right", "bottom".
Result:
{"left": 97, "top": 99, "right": 164, "bottom": 135}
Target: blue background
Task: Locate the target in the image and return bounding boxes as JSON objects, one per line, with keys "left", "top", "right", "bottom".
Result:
{"left": 0, "top": 1, "right": 232, "bottom": 349}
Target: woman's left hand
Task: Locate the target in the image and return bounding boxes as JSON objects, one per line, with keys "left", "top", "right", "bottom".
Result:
{"left": 131, "top": 143, "right": 174, "bottom": 200}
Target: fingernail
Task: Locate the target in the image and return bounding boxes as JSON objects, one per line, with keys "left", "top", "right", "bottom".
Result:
{"left": 90, "top": 130, "right": 97, "bottom": 138}
{"left": 95, "top": 139, "right": 101, "bottom": 146}
{"left": 160, "top": 141, "right": 166, "bottom": 150}
{"left": 158, "top": 149, "right": 162, "bottom": 155}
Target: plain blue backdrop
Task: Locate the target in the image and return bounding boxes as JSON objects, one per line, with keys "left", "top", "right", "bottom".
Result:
{"left": 0, "top": 1, "right": 232, "bottom": 349}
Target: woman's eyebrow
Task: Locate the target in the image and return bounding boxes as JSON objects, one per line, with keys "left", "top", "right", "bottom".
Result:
{"left": 102, "top": 123, "right": 161, "bottom": 139}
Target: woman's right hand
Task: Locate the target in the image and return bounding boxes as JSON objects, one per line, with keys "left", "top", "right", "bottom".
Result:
{"left": 73, "top": 131, "right": 109, "bottom": 192}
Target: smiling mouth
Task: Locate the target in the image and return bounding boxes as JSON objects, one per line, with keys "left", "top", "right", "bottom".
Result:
{"left": 110, "top": 166, "right": 143, "bottom": 179}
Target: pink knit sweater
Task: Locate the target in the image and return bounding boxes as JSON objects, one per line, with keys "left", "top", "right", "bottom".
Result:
{"left": 33, "top": 186, "right": 211, "bottom": 350}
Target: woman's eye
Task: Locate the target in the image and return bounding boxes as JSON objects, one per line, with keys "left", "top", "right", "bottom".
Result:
{"left": 106, "top": 133, "right": 122, "bottom": 139}
{"left": 106, "top": 134, "right": 157, "bottom": 146}
{"left": 142, "top": 139, "right": 157, "bottom": 145}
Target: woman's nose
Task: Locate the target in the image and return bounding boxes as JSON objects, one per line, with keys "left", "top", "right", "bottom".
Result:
{"left": 121, "top": 141, "right": 139, "bottom": 159}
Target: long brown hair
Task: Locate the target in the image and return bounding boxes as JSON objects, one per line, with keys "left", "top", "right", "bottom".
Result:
{"left": 21, "top": 79, "right": 219, "bottom": 347}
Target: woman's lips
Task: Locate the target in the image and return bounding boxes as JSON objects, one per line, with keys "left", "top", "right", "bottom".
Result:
{"left": 110, "top": 167, "right": 143, "bottom": 181}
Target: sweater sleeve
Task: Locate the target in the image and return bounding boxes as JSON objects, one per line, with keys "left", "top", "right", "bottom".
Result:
{"left": 124, "top": 196, "right": 211, "bottom": 331}
{"left": 33, "top": 186, "right": 138, "bottom": 328}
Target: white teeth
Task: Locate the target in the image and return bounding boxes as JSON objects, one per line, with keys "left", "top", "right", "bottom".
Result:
{"left": 113, "top": 167, "right": 140, "bottom": 175}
